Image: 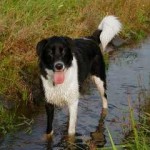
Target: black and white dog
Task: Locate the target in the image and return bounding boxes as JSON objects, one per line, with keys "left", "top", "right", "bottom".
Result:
{"left": 36, "top": 16, "right": 121, "bottom": 136}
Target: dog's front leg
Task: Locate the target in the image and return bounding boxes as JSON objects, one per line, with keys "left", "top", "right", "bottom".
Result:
{"left": 68, "top": 100, "right": 78, "bottom": 135}
{"left": 45, "top": 103, "right": 54, "bottom": 136}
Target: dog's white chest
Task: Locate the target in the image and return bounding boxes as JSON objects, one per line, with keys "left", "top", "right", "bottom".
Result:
{"left": 41, "top": 57, "right": 79, "bottom": 106}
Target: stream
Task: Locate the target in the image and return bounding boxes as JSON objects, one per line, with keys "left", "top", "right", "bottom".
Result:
{"left": 0, "top": 38, "right": 150, "bottom": 149}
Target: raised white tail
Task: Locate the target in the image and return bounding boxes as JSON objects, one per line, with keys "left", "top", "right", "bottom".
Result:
{"left": 98, "top": 15, "right": 122, "bottom": 51}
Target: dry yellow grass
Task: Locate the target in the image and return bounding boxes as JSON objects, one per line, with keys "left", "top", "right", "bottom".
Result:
{"left": 0, "top": 0, "right": 150, "bottom": 102}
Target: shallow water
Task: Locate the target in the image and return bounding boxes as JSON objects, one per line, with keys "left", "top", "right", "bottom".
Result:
{"left": 0, "top": 38, "right": 150, "bottom": 149}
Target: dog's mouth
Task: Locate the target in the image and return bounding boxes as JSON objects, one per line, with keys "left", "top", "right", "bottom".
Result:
{"left": 53, "top": 61, "right": 66, "bottom": 85}
{"left": 53, "top": 70, "right": 65, "bottom": 85}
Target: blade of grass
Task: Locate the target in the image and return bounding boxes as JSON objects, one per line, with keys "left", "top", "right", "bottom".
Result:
{"left": 128, "top": 95, "right": 139, "bottom": 150}
{"left": 106, "top": 127, "right": 117, "bottom": 150}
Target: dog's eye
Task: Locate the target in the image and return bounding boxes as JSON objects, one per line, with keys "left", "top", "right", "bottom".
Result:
{"left": 48, "top": 50, "right": 53, "bottom": 56}
{"left": 60, "top": 47, "right": 65, "bottom": 55}
{"left": 59, "top": 47, "right": 64, "bottom": 53}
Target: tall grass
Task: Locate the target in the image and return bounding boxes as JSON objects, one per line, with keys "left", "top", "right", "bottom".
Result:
{"left": 120, "top": 96, "right": 150, "bottom": 150}
{"left": 102, "top": 97, "right": 150, "bottom": 150}
{"left": 106, "top": 127, "right": 118, "bottom": 150}
{"left": 0, "top": 104, "right": 34, "bottom": 135}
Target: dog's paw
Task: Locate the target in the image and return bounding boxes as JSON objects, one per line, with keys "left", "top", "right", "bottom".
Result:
{"left": 64, "top": 134, "right": 75, "bottom": 143}
{"left": 41, "top": 131, "right": 53, "bottom": 141}
{"left": 101, "top": 108, "right": 108, "bottom": 119}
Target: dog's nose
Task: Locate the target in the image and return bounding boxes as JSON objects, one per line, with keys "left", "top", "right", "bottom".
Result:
{"left": 54, "top": 62, "right": 64, "bottom": 71}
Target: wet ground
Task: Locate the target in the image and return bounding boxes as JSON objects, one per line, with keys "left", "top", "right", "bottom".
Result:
{"left": 0, "top": 38, "right": 150, "bottom": 149}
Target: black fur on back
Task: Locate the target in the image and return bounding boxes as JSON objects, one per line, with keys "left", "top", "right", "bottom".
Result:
{"left": 36, "top": 29, "right": 106, "bottom": 90}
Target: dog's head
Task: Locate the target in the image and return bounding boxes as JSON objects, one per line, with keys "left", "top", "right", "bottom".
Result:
{"left": 36, "top": 36, "right": 74, "bottom": 85}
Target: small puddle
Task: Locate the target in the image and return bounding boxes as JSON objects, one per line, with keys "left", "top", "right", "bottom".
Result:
{"left": 0, "top": 38, "right": 150, "bottom": 149}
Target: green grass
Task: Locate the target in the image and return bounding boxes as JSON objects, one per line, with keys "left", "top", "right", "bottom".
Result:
{"left": 97, "top": 95, "right": 150, "bottom": 150}
{"left": 0, "top": 104, "right": 34, "bottom": 135}
{"left": 106, "top": 127, "right": 118, "bottom": 150}
{"left": 0, "top": 104, "right": 16, "bottom": 135}
{"left": 124, "top": 105, "right": 150, "bottom": 149}
{"left": 108, "top": 96, "right": 150, "bottom": 150}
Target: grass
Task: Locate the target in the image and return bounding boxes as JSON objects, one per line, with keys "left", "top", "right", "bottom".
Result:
{"left": 0, "top": 0, "right": 149, "bottom": 105}
{"left": 0, "top": 0, "right": 150, "bottom": 138}
{"left": 96, "top": 97, "right": 150, "bottom": 150}
{"left": 106, "top": 127, "right": 118, "bottom": 150}
{"left": 0, "top": 104, "right": 34, "bottom": 136}
{"left": 121, "top": 96, "right": 150, "bottom": 150}
{"left": 0, "top": 104, "right": 16, "bottom": 135}
{"left": 104, "top": 96, "right": 150, "bottom": 150}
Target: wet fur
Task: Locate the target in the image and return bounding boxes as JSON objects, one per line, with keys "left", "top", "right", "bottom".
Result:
{"left": 36, "top": 16, "right": 121, "bottom": 135}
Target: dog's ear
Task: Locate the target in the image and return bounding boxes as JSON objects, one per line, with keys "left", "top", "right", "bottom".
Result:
{"left": 36, "top": 39, "right": 47, "bottom": 57}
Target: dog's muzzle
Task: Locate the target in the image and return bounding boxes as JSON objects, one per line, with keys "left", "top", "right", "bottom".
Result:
{"left": 53, "top": 61, "right": 65, "bottom": 85}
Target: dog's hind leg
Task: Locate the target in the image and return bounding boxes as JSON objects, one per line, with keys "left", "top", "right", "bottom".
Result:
{"left": 45, "top": 103, "right": 54, "bottom": 136}
{"left": 91, "top": 55, "right": 108, "bottom": 109}
{"left": 91, "top": 75, "right": 108, "bottom": 109}
{"left": 68, "top": 100, "right": 78, "bottom": 135}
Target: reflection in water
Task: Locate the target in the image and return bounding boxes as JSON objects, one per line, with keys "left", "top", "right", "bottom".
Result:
{"left": 45, "top": 109, "right": 107, "bottom": 150}
{"left": 90, "top": 109, "right": 107, "bottom": 148}
{"left": 47, "top": 109, "right": 107, "bottom": 150}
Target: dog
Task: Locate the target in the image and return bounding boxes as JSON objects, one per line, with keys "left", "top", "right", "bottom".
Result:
{"left": 36, "top": 16, "right": 121, "bottom": 137}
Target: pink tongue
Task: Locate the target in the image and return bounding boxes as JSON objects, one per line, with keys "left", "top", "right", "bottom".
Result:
{"left": 53, "top": 71, "right": 65, "bottom": 84}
